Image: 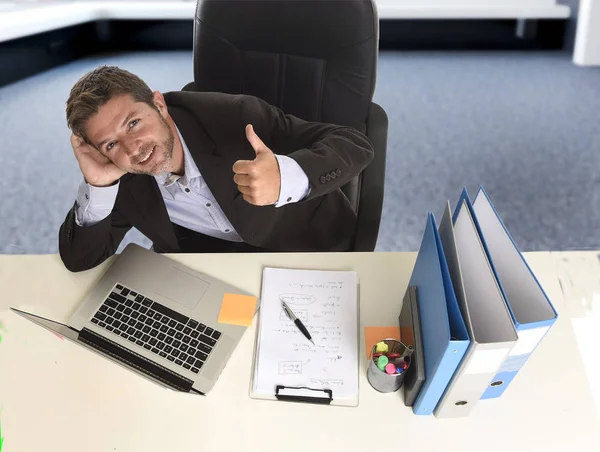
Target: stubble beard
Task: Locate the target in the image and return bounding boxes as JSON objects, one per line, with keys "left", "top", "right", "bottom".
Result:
{"left": 132, "top": 117, "right": 175, "bottom": 177}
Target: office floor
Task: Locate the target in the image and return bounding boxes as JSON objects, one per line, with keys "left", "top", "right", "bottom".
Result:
{"left": 0, "top": 50, "right": 598, "bottom": 254}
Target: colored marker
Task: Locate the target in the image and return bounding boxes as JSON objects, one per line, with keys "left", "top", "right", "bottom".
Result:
{"left": 396, "top": 367, "right": 404, "bottom": 374}
{"left": 375, "top": 341, "right": 389, "bottom": 353}
{"left": 390, "top": 358, "right": 405, "bottom": 368}
{"left": 385, "top": 363, "right": 396, "bottom": 374}
{"left": 387, "top": 353, "right": 401, "bottom": 359}
{"left": 377, "top": 355, "right": 389, "bottom": 371}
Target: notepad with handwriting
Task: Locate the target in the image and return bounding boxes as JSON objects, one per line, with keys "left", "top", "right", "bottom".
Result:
{"left": 250, "top": 267, "right": 359, "bottom": 406}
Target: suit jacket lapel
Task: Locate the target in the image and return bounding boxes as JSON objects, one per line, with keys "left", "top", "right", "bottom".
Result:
{"left": 166, "top": 97, "right": 255, "bottom": 237}
{"left": 122, "top": 174, "right": 180, "bottom": 252}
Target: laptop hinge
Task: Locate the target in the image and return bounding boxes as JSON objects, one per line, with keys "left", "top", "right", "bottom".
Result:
{"left": 78, "top": 327, "right": 194, "bottom": 392}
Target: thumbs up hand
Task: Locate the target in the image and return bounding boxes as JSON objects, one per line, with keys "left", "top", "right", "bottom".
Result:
{"left": 232, "top": 124, "right": 281, "bottom": 206}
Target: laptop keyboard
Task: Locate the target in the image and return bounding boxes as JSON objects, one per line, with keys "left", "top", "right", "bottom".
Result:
{"left": 90, "top": 284, "right": 222, "bottom": 374}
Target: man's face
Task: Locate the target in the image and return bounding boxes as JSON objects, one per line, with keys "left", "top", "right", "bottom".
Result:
{"left": 85, "top": 93, "right": 175, "bottom": 176}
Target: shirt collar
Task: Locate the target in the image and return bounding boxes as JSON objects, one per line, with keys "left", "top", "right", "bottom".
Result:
{"left": 155, "top": 126, "right": 201, "bottom": 187}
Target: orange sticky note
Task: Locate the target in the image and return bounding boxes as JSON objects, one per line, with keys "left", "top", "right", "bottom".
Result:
{"left": 364, "top": 326, "right": 400, "bottom": 359}
{"left": 218, "top": 293, "right": 258, "bottom": 326}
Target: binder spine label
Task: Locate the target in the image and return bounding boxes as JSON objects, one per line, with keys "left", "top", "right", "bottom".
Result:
{"left": 498, "top": 354, "right": 529, "bottom": 373}
{"left": 508, "top": 327, "right": 549, "bottom": 356}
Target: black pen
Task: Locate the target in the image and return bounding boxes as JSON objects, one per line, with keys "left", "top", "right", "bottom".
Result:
{"left": 282, "top": 301, "right": 315, "bottom": 345}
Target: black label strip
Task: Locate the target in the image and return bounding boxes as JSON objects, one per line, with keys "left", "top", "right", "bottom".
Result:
{"left": 275, "top": 386, "right": 333, "bottom": 405}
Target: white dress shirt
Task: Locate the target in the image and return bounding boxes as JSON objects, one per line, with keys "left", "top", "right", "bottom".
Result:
{"left": 74, "top": 126, "right": 310, "bottom": 242}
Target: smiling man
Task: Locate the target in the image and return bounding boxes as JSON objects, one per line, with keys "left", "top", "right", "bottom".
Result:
{"left": 59, "top": 66, "right": 374, "bottom": 272}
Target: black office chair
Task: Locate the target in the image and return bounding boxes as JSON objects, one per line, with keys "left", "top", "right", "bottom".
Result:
{"left": 182, "top": 0, "right": 388, "bottom": 251}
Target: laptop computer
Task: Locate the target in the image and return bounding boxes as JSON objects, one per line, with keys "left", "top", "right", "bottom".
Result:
{"left": 10, "top": 243, "right": 259, "bottom": 395}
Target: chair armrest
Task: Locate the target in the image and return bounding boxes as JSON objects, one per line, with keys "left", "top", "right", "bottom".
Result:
{"left": 352, "top": 102, "right": 387, "bottom": 251}
{"left": 181, "top": 81, "right": 195, "bottom": 91}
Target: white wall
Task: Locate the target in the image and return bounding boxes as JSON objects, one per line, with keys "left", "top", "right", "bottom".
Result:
{"left": 574, "top": 0, "right": 600, "bottom": 65}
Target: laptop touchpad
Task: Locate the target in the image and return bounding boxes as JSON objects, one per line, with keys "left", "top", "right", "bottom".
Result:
{"left": 153, "top": 266, "right": 209, "bottom": 310}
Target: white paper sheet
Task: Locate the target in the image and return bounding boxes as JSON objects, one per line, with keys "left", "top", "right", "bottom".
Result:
{"left": 252, "top": 268, "right": 359, "bottom": 403}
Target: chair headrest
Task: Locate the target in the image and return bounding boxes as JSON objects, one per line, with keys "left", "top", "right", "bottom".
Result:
{"left": 194, "top": 0, "right": 379, "bottom": 131}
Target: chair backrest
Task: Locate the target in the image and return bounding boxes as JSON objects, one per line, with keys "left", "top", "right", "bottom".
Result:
{"left": 192, "top": 0, "right": 379, "bottom": 210}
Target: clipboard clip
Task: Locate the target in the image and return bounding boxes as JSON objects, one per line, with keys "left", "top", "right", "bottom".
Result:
{"left": 275, "top": 385, "right": 333, "bottom": 405}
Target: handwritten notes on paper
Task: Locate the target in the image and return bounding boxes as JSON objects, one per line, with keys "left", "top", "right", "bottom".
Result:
{"left": 252, "top": 268, "right": 359, "bottom": 403}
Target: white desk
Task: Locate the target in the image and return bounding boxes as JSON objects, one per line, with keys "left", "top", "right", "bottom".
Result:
{"left": 0, "top": 1, "right": 197, "bottom": 43}
{"left": 0, "top": 251, "right": 599, "bottom": 452}
{"left": 0, "top": 0, "right": 571, "bottom": 43}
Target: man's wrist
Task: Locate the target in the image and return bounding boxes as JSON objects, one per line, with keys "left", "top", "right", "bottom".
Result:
{"left": 274, "top": 154, "right": 310, "bottom": 207}
{"left": 84, "top": 177, "right": 119, "bottom": 188}
{"left": 75, "top": 179, "right": 120, "bottom": 227}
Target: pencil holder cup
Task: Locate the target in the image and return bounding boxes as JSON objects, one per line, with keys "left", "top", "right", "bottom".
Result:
{"left": 366, "top": 339, "right": 412, "bottom": 393}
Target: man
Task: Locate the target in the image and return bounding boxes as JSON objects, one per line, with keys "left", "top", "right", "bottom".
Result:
{"left": 59, "top": 66, "right": 374, "bottom": 272}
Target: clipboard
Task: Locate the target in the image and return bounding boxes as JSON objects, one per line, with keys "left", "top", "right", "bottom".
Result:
{"left": 250, "top": 267, "right": 360, "bottom": 407}
{"left": 275, "top": 386, "right": 333, "bottom": 404}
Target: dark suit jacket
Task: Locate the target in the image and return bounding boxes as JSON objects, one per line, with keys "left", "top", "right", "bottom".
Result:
{"left": 59, "top": 91, "right": 374, "bottom": 272}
